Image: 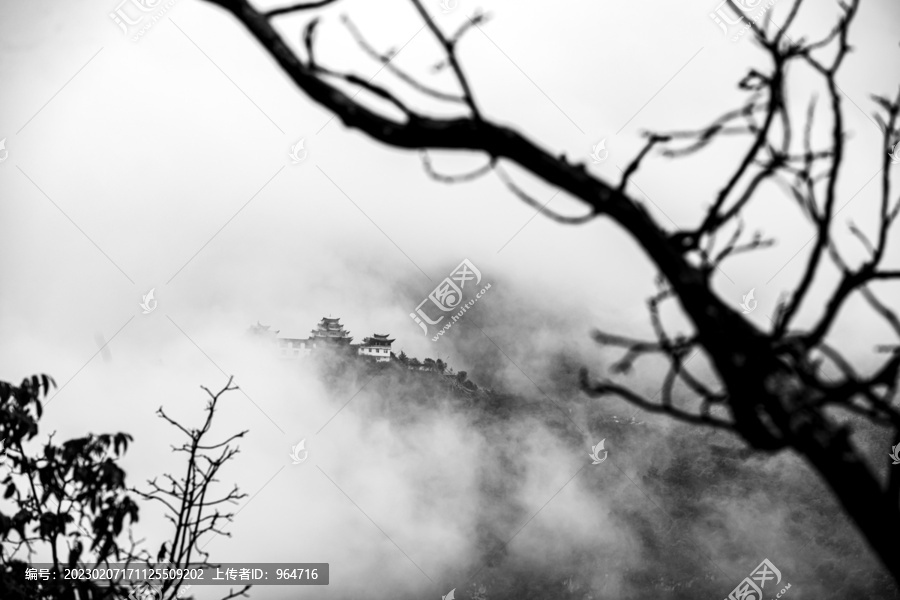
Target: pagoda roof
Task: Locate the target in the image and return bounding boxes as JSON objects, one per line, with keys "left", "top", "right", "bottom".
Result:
{"left": 319, "top": 317, "right": 341, "bottom": 323}
{"left": 250, "top": 322, "right": 279, "bottom": 334}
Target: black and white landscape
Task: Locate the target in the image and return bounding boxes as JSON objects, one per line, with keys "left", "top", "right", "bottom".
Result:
{"left": 2, "top": 0, "right": 900, "bottom": 599}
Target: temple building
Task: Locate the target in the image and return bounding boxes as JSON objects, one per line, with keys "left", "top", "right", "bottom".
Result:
{"left": 248, "top": 322, "right": 278, "bottom": 341}
{"left": 358, "top": 334, "right": 395, "bottom": 362}
{"left": 310, "top": 317, "right": 353, "bottom": 345}
{"left": 248, "top": 322, "right": 312, "bottom": 358}
{"left": 278, "top": 337, "right": 313, "bottom": 358}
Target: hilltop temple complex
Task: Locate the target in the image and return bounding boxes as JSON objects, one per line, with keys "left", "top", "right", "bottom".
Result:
{"left": 249, "top": 317, "right": 394, "bottom": 363}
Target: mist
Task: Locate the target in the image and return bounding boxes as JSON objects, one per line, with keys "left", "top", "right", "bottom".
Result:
{"left": 3, "top": 0, "right": 900, "bottom": 598}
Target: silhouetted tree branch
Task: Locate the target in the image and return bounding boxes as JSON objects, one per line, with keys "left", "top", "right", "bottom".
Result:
{"left": 130, "top": 377, "right": 251, "bottom": 600}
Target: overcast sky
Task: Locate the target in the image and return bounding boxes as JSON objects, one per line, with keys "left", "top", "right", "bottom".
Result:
{"left": 1, "top": 0, "right": 899, "bottom": 598}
